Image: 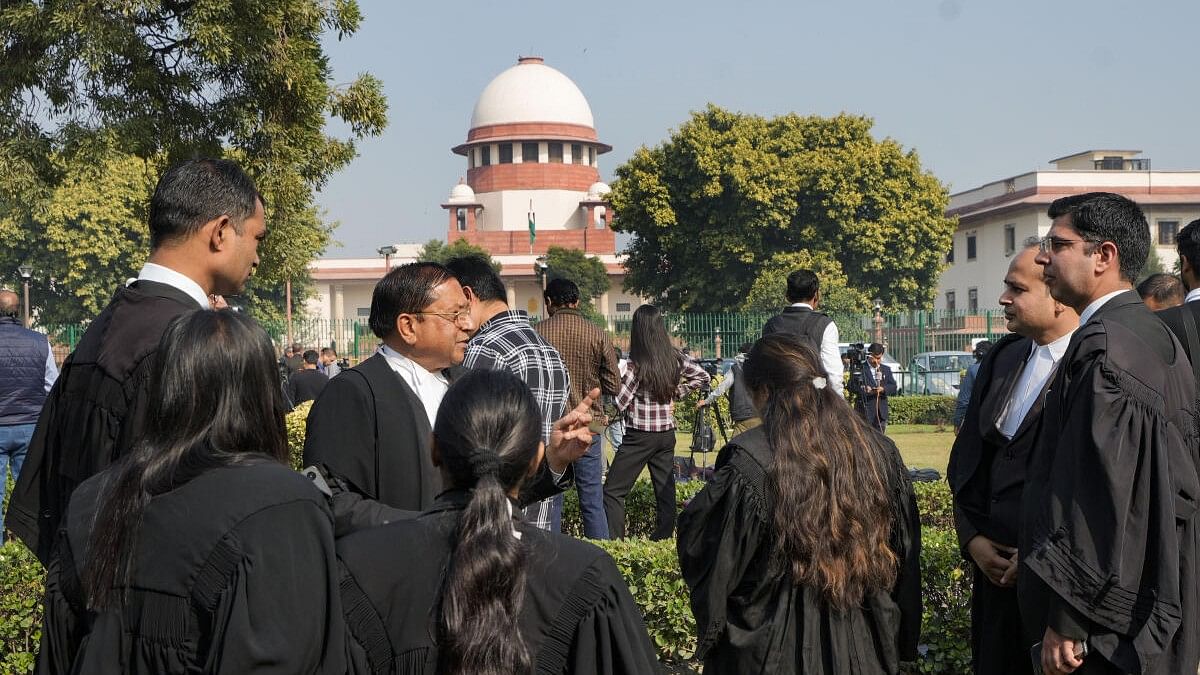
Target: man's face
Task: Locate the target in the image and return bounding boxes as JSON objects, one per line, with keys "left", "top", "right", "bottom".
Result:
{"left": 321, "top": 352, "right": 335, "bottom": 366}
{"left": 1001, "top": 247, "right": 1059, "bottom": 337}
{"left": 1034, "top": 215, "right": 1099, "bottom": 309}
{"left": 410, "top": 278, "right": 475, "bottom": 369}
{"left": 213, "top": 199, "right": 266, "bottom": 295}
{"left": 867, "top": 352, "right": 883, "bottom": 368}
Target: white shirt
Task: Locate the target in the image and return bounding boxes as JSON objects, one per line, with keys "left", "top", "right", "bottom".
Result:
{"left": 790, "top": 303, "right": 844, "bottom": 396}
{"left": 1078, "top": 289, "right": 1129, "bottom": 326}
{"left": 997, "top": 330, "right": 1074, "bottom": 439}
{"left": 1185, "top": 287, "right": 1200, "bottom": 304}
{"left": 379, "top": 345, "right": 449, "bottom": 427}
{"left": 134, "top": 263, "right": 209, "bottom": 308}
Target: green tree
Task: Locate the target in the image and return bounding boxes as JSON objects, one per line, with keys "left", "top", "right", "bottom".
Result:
{"left": 544, "top": 246, "right": 610, "bottom": 310}
{"left": 742, "top": 250, "right": 871, "bottom": 315}
{"left": 418, "top": 238, "right": 502, "bottom": 272}
{"left": 608, "top": 105, "right": 955, "bottom": 312}
{"left": 0, "top": 0, "right": 387, "bottom": 325}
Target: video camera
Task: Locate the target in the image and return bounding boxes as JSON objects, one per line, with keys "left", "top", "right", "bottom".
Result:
{"left": 844, "top": 342, "right": 868, "bottom": 378}
{"left": 694, "top": 358, "right": 724, "bottom": 378}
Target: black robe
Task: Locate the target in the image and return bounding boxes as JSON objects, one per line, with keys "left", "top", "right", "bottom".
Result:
{"left": 303, "top": 353, "right": 568, "bottom": 536}
{"left": 947, "top": 332, "right": 1041, "bottom": 675}
{"left": 676, "top": 426, "right": 922, "bottom": 674}
{"left": 335, "top": 490, "right": 661, "bottom": 674}
{"left": 1019, "top": 291, "right": 1200, "bottom": 674}
{"left": 37, "top": 461, "right": 343, "bottom": 675}
{"left": 8, "top": 280, "right": 201, "bottom": 564}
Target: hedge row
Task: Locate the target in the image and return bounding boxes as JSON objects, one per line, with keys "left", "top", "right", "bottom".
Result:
{"left": 888, "top": 395, "right": 958, "bottom": 425}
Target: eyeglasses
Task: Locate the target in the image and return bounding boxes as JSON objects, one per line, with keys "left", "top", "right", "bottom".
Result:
{"left": 412, "top": 309, "right": 472, "bottom": 326}
{"left": 1037, "top": 235, "right": 1101, "bottom": 254}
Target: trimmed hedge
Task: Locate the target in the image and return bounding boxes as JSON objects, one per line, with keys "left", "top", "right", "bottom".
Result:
{"left": 889, "top": 395, "right": 957, "bottom": 425}
{"left": 0, "top": 540, "right": 42, "bottom": 675}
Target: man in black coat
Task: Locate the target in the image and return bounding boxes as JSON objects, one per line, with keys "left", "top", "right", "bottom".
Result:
{"left": 8, "top": 159, "right": 266, "bottom": 563}
{"left": 286, "top": 350, "right": 328, "bottom": 405}
{"left": 948, "top": 242, "right": 1078, "bottom": 675}
{"left": 761, "top": 269, "right": 844, "bottom": 396}
{"left": 1022, "top": 193, "right": 1199, "bottom": 675}
{"left": 1156, "top": 218, "right": 1200, "bottom": 376}
{"left": 303, "top": 262, "right": 593, "bottom": 536}
{"left": 853, "top": 342, "right": 897, "bottom": 432}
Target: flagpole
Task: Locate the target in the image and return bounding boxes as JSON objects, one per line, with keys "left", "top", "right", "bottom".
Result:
{"left": 528, "top": 198, "right": 534, "bottom": 254}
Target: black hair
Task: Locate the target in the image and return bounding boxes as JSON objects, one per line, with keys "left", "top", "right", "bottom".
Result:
{"left": 302, "top": 349, "right": 319, "bottom": 365}
{"left": 628, "top": 304, "right": 683, "bottom": 403}
{"left": 1177, "top": 219, "right": 1200, "bottom": 276}
{"left": 433, "top": 369, "right": 541, "bottom": 675}
{"left": 368, "top": 262, "right": 455, "bottom": 339}
{"left": 1136, "top": 273, "right": 1184, "bottom": 306}
{"left": 84, "top": 310, "right": 288, "bottom": 609}
{"left": 739, "top": 342, "right": 753, "bottom": 354}
{"left": 1046, "top": 192, "right": 1149, "bottom": 282}
{"left": 785, "top": 269, "right": 820, "bottom": 303}
{"left": 320, "top": 347, "right": 337, "bottom": 357}
{"left": 867, "top": 342, "right": 885, "bottom": 356}
{"left": 544, "top": 277, "right": 580, "bottom": 306}
{"left": 972, "top": 340, "right": 994, "bottom": 361}
{"left": 148, "top": 159, "right": 262, "bottom": 249}
{"left": 445, "top": 256, "right": 507, "bottom": 304}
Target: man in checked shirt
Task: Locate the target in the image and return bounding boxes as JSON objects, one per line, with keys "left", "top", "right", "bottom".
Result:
{"left": 447, "top": 256, "right": 572, "bottom": 532}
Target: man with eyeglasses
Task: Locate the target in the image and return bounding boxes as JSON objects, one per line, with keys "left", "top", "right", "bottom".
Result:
{"left": 1019, "top": 193, "right": 1200, "bottom": 675}
{"left": 304, "top": 262, "right": 587, "bottom": 535}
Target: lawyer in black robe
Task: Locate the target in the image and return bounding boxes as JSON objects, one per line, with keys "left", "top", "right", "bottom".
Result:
{"left": 37, "top": 462, "right": 344, "bottom": 674}
{"left": 947, "top": 332, "right": 1039, "bottom": 675}
{"left": 7, "top": 280, "right": 200, "bottom": 563}
{"left": 677, "top": 427, "right": 922, "bottom": 674}
{"left": 1020, "top": 292, "right": 1200, "bottom": 674}
{"left": 336, "top": 490, "right": 661, "bottom": 674}
{"left": 302, "top": 354, "right": 568, "bottom": 534}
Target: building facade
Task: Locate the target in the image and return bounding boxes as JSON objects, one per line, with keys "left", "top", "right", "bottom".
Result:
{"left": 937, "top": 150, "right": 1200, "bottom": 312}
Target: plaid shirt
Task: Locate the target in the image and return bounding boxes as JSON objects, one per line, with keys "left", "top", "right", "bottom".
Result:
{"left": 535, "top": 308, "right": 621, "bottom": 424}
{"left": 615, "top": 357, "right": 709, "bottom": 432}
{"left": 463, "top": 310, "right": 571, "bottom": 530}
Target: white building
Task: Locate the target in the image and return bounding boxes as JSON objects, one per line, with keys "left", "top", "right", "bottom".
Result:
{"left": 937, "top": 150, "right": 1200, "bottom": 312}
{"left": 305, "top": 57, "right": 642, "bottom": 347}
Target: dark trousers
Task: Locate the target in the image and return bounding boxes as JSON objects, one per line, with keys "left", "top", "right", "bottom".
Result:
{"left": 971, "top": 566, "right": 1032, "bottom": 675}
{"left": 575, "top": 434, "right": 609, "bottom": 539}
{"left": 603, "top": 428, "right": 676, "bottom": 540}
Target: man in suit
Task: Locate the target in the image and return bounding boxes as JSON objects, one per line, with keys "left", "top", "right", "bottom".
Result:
{"left": 948, "top": 241, "right": 1078, "bottom": 675}
{"left": 762, "top": 269, "right": 844, "bottom": 396}
{"left": 304, "top": 262, "right": 588, "bottom": 536}
{"left": 1023, "top": 193, "right": 1199, "bottom": 674}
{"left": 853, "top": 342, "right": 897, "bottom": 433}
{"left": 1156, "top": 219, "right": 1200, "bottom": 370}
{"left": 8, "top": 158, "right": 265, "bottom": 563}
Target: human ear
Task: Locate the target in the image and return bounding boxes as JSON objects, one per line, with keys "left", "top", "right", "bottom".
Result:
{"left": 208, "top": 215, "right": 233, "bottom": 251}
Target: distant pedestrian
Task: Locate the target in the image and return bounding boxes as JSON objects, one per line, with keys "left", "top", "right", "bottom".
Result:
{"left": 0, "top": 290, "right": 58, "bottom": 542}
{"left": 319, "top": 347, "right": 341, "bottom": 378}
{"left": 953, "top": 340, "right": 993, "bottom": 433}
{"left": 287, "top": 350, "right": 328, "bottom": 405}
{"left": 853, "top": 343, "right": 897, "bottom": 433}
{"left": 1137, "top": 271, "right": 1185, "bottom": 311}
{"left": 762, "top": 269, "right": 844, "bottom": 396}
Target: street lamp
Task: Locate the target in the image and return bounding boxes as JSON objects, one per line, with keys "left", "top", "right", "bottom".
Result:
{"left": 18, "top": 264, "right": 32, "bottom": 328}
{"left": 378, "top": 245, "right": 398, "bottom": 273}
{"left": 534, "top": 256, "right": 549, "bottom": 318}
{"left": 872, "top": 297, "right": 884, "bottom": 346}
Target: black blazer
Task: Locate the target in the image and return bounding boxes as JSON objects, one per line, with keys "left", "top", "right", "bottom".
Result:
{"left": 855, "top": 363, "right": 898, "bottom": 421}
{"left": 1157, "top": 300, "right": 1200, "bottom": 380}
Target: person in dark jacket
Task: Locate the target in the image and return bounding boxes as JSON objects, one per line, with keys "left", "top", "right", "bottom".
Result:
{"left": 336, "top": 368, "right": 659, "bottom": 674}
{"left": 8, "top": 158, "right": 266, "bottom": 564}
{"left": 678, "top": 334, "right": 921, "bottom": 674}
{"left": 699, "top": 342, "right": 759, "bottom": 435}
{"left": 761, "top": 269, "right": 844, "bottom": 396}
{"left": 952, "top": 340, "right": 992, "bottom": 432}
{"left": 854, "top": 343, "right": 898, "bottom": 433}
{"left": 37, "top": 310, "right": 343, "bottom": 675}
{"left": 287, "top": 349, "right": 328, "bottom": 404}
{"left": 0, "top": 290, "right": 58, "bottom": 541}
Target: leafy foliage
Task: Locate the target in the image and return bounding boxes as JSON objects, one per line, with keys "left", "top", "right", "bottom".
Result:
{"left": 743, "top": 250, "right": 872, "bottom": 315}
{"left": 0, "top": 538, "right": 43, "bottom": 675}
{"left": 0, "top": 0, "right": 388, "bottom": 325}
{"left": 915, "top": 527, "right": 973, "bottom": 673}
{"left": 888, "top": 395, "right": 958, "bottom": 425}
{"left": 544, "top": 246, "right": 610, "bottom": 304}
{"left": 418, "top": 238, "right": 502, "bottom": 273}
{"left": 595, "top": 538, "right": 696, "bottom": 664}
{"left": 286, "top": 400, "right": 314, "bottom": 470}
{"left": 608, "top": 106, "right": 955, "bottom": 312}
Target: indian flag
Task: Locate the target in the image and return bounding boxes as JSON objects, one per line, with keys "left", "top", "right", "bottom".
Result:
{"left": 528, "top": 201, "right": 536, "bottom": 246}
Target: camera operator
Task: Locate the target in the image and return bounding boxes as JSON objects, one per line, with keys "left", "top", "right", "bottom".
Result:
{"left": 854, "top": 343, "right": 897, "bottom": 433}
{"left": 697, "top": 343, "right": 760, "bottom": 436}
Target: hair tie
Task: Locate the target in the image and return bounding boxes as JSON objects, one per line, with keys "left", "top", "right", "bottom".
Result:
{"left": 811, "top": 376, "right": 828, "bottom": 390}
{"left": 469, "top": 447, "right": 501, "bottom": 478}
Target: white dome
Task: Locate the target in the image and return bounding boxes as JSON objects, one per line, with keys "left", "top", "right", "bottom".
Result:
{"left": 587, "top": 181, "right": 611, "bottom": 200}
{"left": 447, "top": 181, "right": 476, "bottom": 204}
{"left": 469, "top": 57, "right": 594, "bottom": 129}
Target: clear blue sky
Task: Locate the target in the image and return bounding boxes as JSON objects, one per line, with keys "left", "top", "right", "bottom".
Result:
{"left": 317, "top": 0, "right": 1200, "bottom": 257}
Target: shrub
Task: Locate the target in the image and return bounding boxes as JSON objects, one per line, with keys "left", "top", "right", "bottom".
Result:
{"left": 889, "top": 396, "right": 957, "bottom": 425}
{"left": 913, "top": 480, "right": 954, "bottom": 529}
{"left": 0, "top": 540, "right": 43, "bottom": 675}
{"left": 915, "top": 526, "right": 973, "bottom": 674}
{"left": 594, "top": 538, "right": 696, "bottom": 666}
{"left": 286, "top": 400, "right": 314, "bottom": 470}
{"left": 561, "top": 479, "right": 706, "bottom": 539}
{"left": 673, "top": 374, "right": 731, "bottom": 434}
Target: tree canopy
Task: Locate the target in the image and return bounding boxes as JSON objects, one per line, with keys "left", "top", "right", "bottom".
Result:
{"left": 544, "top": 246, "right": 610, "bottom": 303}
{"left": 418, "top": 238, "right": 502, "bottom": 272}
{"left": 742, "top": 250, "right": 872, "bottom": 315}
{"left": 0, "top": 0, "right": 387, "bottom": 325}
{"left": 608, "top": 105, "right": 955, "bottom": 312}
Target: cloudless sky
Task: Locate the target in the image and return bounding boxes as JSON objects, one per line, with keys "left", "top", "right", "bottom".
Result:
{"left": 317, "top": 0, "right": 1200, "bottom": 257}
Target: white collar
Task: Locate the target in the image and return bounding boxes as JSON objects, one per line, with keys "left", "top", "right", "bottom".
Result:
{"left": 1186, "top": 287, "right": 1200, "bottom": 304}
{"left": 1031, "top": 329, "right": 1075, "bottom": 360}
{"left": 135, "top": 263, "right": 209, "bottom": 308}
{"left": 379, "top": 345, "right": 448, "bottom": 385}
{"left": 1078, "top": 289, "right": 1128, "bottom": 326}
{"left": 790, "top": 302, "right": 814, "bottom": 309}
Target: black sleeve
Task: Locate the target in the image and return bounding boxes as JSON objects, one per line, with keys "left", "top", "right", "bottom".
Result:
{"left": 318, "top": 467, "right": 416, "bottom": 538}
{"left": 518, "top": 460, "right": 573, "bottom": 507}
{"left": 563, "top": 557, "right": 662, "bottom": 674}
{"left": 891, "top": 471, "right": 923, "bottom": 661}
{"left": 36, "top": 530, "right": 86, "bottom": 675}
{"left": 883, "top": 366, "right": 898, "bottom": 397}
{"left": 304, "top": 372, "right": 378, "bottom": 499}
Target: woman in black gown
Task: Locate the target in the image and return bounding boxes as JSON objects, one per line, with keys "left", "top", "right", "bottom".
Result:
{"left": 336, "top": 368, "right": 660, "bottom": 674}
{"left": 37, "top": 310, "right": 343, "bottom": 674}
{"left": 677, "top": 334, "right": 922, "bottom": 674}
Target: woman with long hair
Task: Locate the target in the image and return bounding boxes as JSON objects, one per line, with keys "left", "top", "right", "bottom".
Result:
{"left": 677, "top": 333, "right": 921, "bottom": 674}
{"left": 37, "top": 310, "right": 343, "bottom": 674}
{"left": 604, "top": 304, "right": 709, "bottom": 539}
{"left": 336, "top": 368, "right": 659, "bottom": 674}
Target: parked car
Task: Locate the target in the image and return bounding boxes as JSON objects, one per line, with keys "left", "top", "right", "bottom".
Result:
{"left": 905, "top": 351, "right": 975, "bottom": 396}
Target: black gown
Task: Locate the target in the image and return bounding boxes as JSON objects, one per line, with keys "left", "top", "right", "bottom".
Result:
{"left": 1019, "top": 292, "right": 1200, "bottom": 674}
{"left": 335, "top": 490, "right": 661, "bottom": 674}
{"left": 37, "top": 461, "right": 344, "bottom": 675}
{"left": 677, "top": 426, "right": 922, "bottom": 674}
